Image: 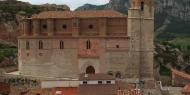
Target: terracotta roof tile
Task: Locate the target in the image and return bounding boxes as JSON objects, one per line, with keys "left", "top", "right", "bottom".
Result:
{"left": 31, "top": 10, "right": 127, "bottom": 19}
{"left": 172, "top": 69, "right": 190, "bottom": 80}
{"left": 79, "top": 73, "right": 115, "bottom": 81}
{"left": 182, "top": 83, "right": 190, "bottom": 93}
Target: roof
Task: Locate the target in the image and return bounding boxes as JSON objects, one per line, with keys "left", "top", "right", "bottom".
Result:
{"left": 0, "top": 82, "right": 10, "bottom": 94}
{"left": 31, "top": 10, "right": 127, "bottom": 19}
{"left": 172, "top": 69, "right": 190, "bottom": 80}
{"left": 182, "top": 83, "right": 190, "bottom": 93}
{"left": 79, "top": 73, "right": 115, "bottom": 81}
{"left": 77, "top": 81, "right": 135, "bottom": 95}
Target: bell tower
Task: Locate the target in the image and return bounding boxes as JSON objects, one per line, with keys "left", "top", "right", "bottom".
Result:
{"left": 127, "top": 0, "right": 161, "bottom": 95}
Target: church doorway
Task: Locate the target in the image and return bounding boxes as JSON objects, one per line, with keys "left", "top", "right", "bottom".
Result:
{"left": 86, "top": 66, "right": 95, "bottom": 74}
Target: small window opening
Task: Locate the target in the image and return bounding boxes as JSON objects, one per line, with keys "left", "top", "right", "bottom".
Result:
{"left": 98, "top": 81, "right": 102, "bottom": 84}
{"left": 88, "top": 24, "right": 93, "bottom": 29}
{"left": 141, "top": 1, "right": 144, "bottom": 11}
{"left": 83, "top": 81, "right": 88, "bottom": 84}
{"left": 26, "top": 41, "right": 30, "bottom": 50}
{"left": 60, "top": 41, "right": 64, "bottom": 49}
{"left": 62, "top": 25, "right": 67, "bottom": 29}
{"left": 86, "top": 40, "right": 91, "bottom": 49}
{"left": 42, "top": 24, "right": 47, "bottom": 29}
{"left": 116, "top": 45, "right": 119, "bottom": 48}
{"left": 106, "top": 81, "right": 111, "bottom": 84}
{"left": 39, "top": 40, "right": 43, "bottom": 49}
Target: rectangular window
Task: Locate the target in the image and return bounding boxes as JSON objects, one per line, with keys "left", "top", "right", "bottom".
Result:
{"left": 26, "top": 41, "right": 30, "bottom": 50}
{"left": 106, "top": 81, "right": 111, "bottom": 84}
{"left": 83, "top": 81, "right": 88, "bottom": 84}
{"left": 98, "top": 81, "right": 102, "bottom": 84}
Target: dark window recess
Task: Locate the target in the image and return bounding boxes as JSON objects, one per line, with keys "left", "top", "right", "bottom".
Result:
{"left": 88, "top": 24, "right": 94, "bottom": 29}
{"left": 116, "top": 45, "right": 119, "bottom": 48}
{"left": 36, "top": 94, "right": 40, "bottom": 95}
{"left": 83, "top": 81, "right": 88, "bottom": 84}
{"left": 98, "top": 81, "right": 103, "bottom": 84}
{"left": 106, "top": 81, "right": 111, "bottom": 84}
{"left": 42, "top": 24, "right": 47, "bottom": 29}
{"left": 27, "top": 53, "right": 29, "bottom": 56}
{"left": 26, "top": 41, "right": 30, "bottom": 50}
{"left": 73, "top": 22, "right": 77, "bottom": 27}
{"left": 108, "top": 72, "right": 113, "bottom": 76}
{"left": 60, "top": 41, "right": 64, "bottom": 49}
{"left": 116, "top": 72, "right": 121, "bottom": 79}
{"left": 62, "top": 25, "right": 67, "bottom": 29}
{"left": 86, "top": 40, "right": 91, "bottom": 49}
{"left": 141, "top": 1, "right": 144, "bottom": 11}
{"left": 39, "top": 40, "right": 43, "bottom": 49}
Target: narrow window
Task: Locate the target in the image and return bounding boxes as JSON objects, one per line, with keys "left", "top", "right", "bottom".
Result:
{"left": 26, "top": 41, "right": 30, "bottom": 50}
{"left": 39, "top": 40, "right": 43, "bottom": 49}
{"left": 141, "top": 1, "right": 144, "bottom": 11}
{"left": 98, "top": 81, "right": 102, "bottom": 84}
{"left": 60, "top": 40, "right": 64, "bottom": 49}
{"left": 86, "top": 40, "right": 91, "bottom": 49}
{"left": 83, "top": 81, "right": 88, "bottom": 84}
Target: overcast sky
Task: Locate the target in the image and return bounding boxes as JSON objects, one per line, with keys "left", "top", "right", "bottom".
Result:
{"left": 18, "top": 0, "right": 110, "bottom": 10}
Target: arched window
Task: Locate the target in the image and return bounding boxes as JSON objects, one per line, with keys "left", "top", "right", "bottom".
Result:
{"left": 115, "top": 72, "right": 121, "bottom": 79}
{"left": 141, "top": 1, "right": 144, "bottom": 11}
{"left": 26, "top": 41, "right": 30, "bottom": 50}
{"left": 86, "top": 40, "right": 91, "bottom": 49}
{"left": 60, "top": 40, "right": 64, "bottom": 49}
{"left": 86, "top": 66, "right": 95, "bottom": 74}
{"left": 39, "top": 40, "right": 43, "bottom": 49}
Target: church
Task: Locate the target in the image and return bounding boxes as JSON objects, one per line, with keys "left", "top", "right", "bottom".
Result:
{"left": 18, "top": 0, "right": 155, "bottom": 94}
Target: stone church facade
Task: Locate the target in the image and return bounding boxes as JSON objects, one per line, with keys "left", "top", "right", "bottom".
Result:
{"left": 18, "top": 0, "right": 154, "bottom": 85}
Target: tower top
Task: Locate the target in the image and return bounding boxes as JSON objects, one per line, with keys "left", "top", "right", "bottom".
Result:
{"left": 131, "top": 0, "right": 153, "bottom": 7}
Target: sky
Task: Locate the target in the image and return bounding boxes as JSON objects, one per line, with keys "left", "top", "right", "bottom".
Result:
{"left": 18, "top": 0, "right": 110, "bottom": 10}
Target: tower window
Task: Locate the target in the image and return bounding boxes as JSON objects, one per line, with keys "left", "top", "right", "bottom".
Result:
{"left": 62, "top": 25, "right": 67, "bottom": 29}
{"left": 86, "top": 40, "right": 91, "bottom": 49}
{"left": 116, "top": 72, "right": 121, "bottom": 79}
{"left": 141, "top": 1, "right": 144, "bottom": 11}
{"left": 60, "top": 41, "right": 64, "bottom": 49}
{"left": 88, "top": 24, "right": 93, "bottom": 29}
{"left": 39, "top": 40, "right": 43, "bottom": 49}
{"left": 26, "top": 41, "right": 30, "bottom": 50}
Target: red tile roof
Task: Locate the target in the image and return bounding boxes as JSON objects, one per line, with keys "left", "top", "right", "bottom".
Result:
{"left": 79, "top": 73, "right": 115, "bottom": 81}
{"left": 172, "top": 69, "right": 190, "bottom": 80}
{"left": 78, "top": 81, "right": 135, "bottom": 95}
{"left": 182, "top": 83, "right": 190, "bottom": 93}
{"left": 0, "top": 82, "right": 10, "bottom": 94}
{"left": 32, "top": 10, "right": 127, "bottom": 19}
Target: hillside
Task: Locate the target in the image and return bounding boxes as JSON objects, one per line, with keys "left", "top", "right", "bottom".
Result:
{"left": 0, "top": 0, "right": 70, "bottom": 44}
